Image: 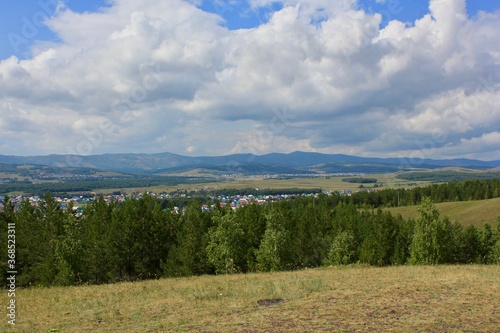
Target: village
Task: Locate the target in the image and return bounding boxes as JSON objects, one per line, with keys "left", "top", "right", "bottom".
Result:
{"left": 0, "top": 188, "right": 355, "bottom": 214}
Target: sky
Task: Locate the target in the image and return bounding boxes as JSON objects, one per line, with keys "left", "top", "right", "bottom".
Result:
{"left": 0, "top": 0, "right": 499, "bottom": 161}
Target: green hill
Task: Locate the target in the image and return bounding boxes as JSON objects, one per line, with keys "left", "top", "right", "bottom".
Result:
{"left": 2, "top": 265, "right": 499, "bottom": 332}
{"left": 387, "top": 197, "right": 500, "bottom": 227}
{"left": 2, "top": 151, "right": 499, "bottom": 174}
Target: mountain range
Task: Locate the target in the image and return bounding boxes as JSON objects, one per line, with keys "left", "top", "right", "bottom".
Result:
{"left": 1, "top": 151, "right": 499, "bottom": 175}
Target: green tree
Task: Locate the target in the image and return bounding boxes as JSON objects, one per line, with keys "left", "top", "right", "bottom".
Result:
{"left": 479, "top": 224, "right": 496, "bottom": 264}
{"left": 489, "top": 223, "right": 500, "bottom": 264}
{"left": 457, "top": 224, "right": 482, "bottom": 264}
{"left": 163, "top": 202, "right": 212, "bottom": 277}
{"left": 283, "top": 196, "right": 330, "bottom": 269}
{"left": 324, "top": 230, "right": 357, "bottom": 265}
{"left": 80, "top": 196, "right": 118, "bottom": 284}
{"left": 237, "top": 203, "right": 266, "bottom": 272}
{"left": 0, "top": 196, "right": 16, "bottom": 286}
{"left": 409, "top": 197, "right": 453, "bottom": 265}
{"left": 206, "top": 211, "right": 245, "bottom": 274}
{"left": 358, "top": 210, "right": 397, "bottom": 266}
{"left": 52, "top": 202, "right": 83, "bottom": 286}
{"left": 490, "top": 240, "right": 500, "bottom": 264}
{"left": 391, "top": 216, "right": 414, "bottom": 265}
{"left": 131, "top": 195, "right": 173, "bottom": 279}
{"left": 256, "top": 207, "right": 290, "bottom": 272}
{"left": 36, "top": 193, "right": 68, "bottom": 286}
{"left": 109, "top": 194, "right": 174, "bottom": 281}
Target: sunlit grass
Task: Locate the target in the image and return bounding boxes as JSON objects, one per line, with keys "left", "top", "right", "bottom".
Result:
{"left": 2, "top": 265, "right": 499, "bottom": 332}
{"left": 387, "top": 197, "right": 500, "bottom": 227}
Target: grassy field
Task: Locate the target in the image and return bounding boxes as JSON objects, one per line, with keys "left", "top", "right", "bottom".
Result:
{"left": 387, "top": 197, "right": 500, "bottom": 227}
{"left": 93, "top": 167, "right": 500, "bottom": 195}
{"left": 2, "top": 265, "right": 499, "bottom": 333}
{"left": 94, "top": 172, "right": 432, "bottom": 195}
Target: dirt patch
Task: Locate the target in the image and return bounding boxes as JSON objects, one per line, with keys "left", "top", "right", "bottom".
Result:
{"left": 257, "top": 298, "right": 285, "bottom": 307}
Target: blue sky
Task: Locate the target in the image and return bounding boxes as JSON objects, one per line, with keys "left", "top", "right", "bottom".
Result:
{"left": 0, "top": 0, "right": 111, "bottom": 59}
{"left": 0, "top": 0, "right": 499, "bottom": 160}
{"left": 1, "top": 0, "right": 498, "bottom": 60}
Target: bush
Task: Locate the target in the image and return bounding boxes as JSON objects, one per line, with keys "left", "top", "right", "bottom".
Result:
{"left": 325, "top": 231, "right": 357, "bottom": 266}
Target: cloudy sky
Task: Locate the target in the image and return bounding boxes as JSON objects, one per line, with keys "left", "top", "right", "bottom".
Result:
{"left": 0, "top": 0, "right": 499, "bottom": 160}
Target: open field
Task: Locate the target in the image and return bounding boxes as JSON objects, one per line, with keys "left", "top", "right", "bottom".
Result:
{"left": 0, "top": 173, "right": 22, "bottom": 180}
{"left": 387, "top": 197, "right": 500, "bottom": 227}
{"left": 1, "top": 265, "right": 499, "bottom": 332}
{"left": 94, "top": 172, "right": 433, "bottom": 194}
{"left": 2, "top": 164, "right": 498, "bottom": 196}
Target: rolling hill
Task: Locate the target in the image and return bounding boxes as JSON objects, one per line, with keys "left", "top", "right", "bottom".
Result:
{"left": 387, "top": 197, "right": 500, "bottom": 227}
{"left": 1, "top": 151, "right": 499, "bottom": 175}
{"left": 2, "top": 265, "right": 498, "bottom": 332}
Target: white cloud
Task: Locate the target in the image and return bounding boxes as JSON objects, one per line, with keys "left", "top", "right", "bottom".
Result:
{"left": 399, "top": 131, "right": 500, "bottom": 161}
{"left": 0, "top": 0, "right": 499, "bottom": 160}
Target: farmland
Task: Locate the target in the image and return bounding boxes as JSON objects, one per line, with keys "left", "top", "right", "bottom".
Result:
{"left": 94, "top": 172, "right": 429, "bottom": 195}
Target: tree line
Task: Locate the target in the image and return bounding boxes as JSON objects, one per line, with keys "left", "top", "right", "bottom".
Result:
{"left": 1, "top": 191, "right": 499, "bottom": 288}
{"left": 341, "top": 177, "right": 378, "bottom": 184}
{"left": 0, "top": 175, "right": 215, "bottom": 196}
{"left": 347, "top": 179, "right": 500, "bottom": 207}
{"left": 396, "top": 171, "right": 500, "bottom": 183}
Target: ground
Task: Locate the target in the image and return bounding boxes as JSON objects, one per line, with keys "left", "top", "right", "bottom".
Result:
{"left": 1, "top": 265, "right": 499, "bottom": 332}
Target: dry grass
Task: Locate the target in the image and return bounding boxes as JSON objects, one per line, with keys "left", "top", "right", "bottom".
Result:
{"left": 0, "top": 173, "right": 23, "bottom": 181}
{"left": 387, "top": 197, "right": 500, "bottom": 227}
{"left": 1, "top": 265, "right": 499, "bottom": 332}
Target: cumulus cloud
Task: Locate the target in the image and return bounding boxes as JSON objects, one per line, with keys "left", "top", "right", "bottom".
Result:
{"left": 0, "top": 0, "right": 499, "bottom": 160}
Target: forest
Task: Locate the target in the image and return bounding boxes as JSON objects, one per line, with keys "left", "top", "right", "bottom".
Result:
{"left": 2, "top": 179, "right": 500, "bottom": 288}
{"left": 0, "top": 175, "right": 214, "bottom": 195}
{"left": 396, "top": 170, "right": 500, "bottom": 182}
{"left": 341, "top": 177, "right": 378, "bottom": 184}
{"left": 347, "top": 179, "right": 500, "bottom": 207}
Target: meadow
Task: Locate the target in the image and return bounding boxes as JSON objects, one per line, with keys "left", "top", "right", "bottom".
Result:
{"left": 1, "top": 265, "right": 499, "bottom": 332}
{"left": 387, "top": 197, "right": 500, "bottom": 227}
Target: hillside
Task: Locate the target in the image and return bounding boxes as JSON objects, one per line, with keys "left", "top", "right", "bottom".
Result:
{"left": 387, "top": 197, "right": 500, "bottom": 227}
{"left": 1, "top": 151, "right": 499, "bottom": 175}
{"left": 2, "top": 265, "right": 499, "bottom": 332}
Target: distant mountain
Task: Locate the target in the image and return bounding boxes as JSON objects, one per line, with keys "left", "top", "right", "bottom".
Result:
{"left": 1, "top": 151, "right": 499, "bottom": 175}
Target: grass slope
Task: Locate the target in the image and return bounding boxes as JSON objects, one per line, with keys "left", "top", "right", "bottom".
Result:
{"left": 2, "top": 265, "right": 499, "bottom": 332}
{"left": 387, "top": 197, "right": 500, "bottom": 227}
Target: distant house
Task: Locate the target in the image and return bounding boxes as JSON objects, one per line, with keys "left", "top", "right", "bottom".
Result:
{"left": 73, "top": 206, "right": 84, "bottom": 217}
